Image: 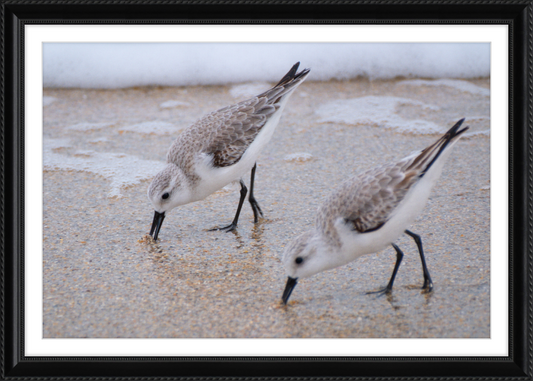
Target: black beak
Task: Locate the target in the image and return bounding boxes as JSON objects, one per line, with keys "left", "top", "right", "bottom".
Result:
{"left": 282, "top": 276, "right": 298, "bottom": 305}
{"left": 149, "top": 211, "right": 165, "bottom": 241}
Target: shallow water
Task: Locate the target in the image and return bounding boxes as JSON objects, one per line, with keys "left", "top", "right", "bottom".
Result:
{"left": 43, "top": 77, "right": 490, "bottom": 338}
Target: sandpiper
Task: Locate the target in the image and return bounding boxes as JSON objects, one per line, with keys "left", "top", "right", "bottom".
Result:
{"left": 148, "top": 62, "right": 310, "bottom": 240}
{"left": 281, "top": 119, "right": 469, "bottom": 304}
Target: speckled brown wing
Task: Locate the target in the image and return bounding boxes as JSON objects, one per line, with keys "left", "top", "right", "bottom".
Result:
{"left": 165, "top": 95, "right": 279, "bottom": 171}
{"left": 318, "top": 118, "right": 468, "bottom": 237}
{"left": 342, "top": 161, "right": 419, "bottom": 233}
{"left": 200, "top": 63, "right": 309, "bottom": 168}
{"left": 205, "top": 96, "right": 279, "bottom": 167}
{"left": 317, "top": 159, "right": 419, "bottom": 238}
{"left": 166, "top": 63, "right": 309, "bottom": 172}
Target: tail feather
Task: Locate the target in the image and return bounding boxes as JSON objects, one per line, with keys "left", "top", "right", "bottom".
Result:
{"left": 409, "top": 118, "right": 469, "bottom": 177}
{"left": 258, "top": 62, "right": 311, "bottom": 104}
{"left": 274, "top": 62, "right": 310, "bottom": 87}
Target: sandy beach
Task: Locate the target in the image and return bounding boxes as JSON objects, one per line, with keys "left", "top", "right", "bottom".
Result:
{"left": 42, "top": 76, "right": 490, "bottom": 338}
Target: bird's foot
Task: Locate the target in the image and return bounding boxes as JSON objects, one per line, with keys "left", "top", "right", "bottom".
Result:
{"left": 421, "top": 280, "right": 434, "bottom": 294}
{"left": 249, "top": 198, "right": 264, "bottom": 223}
{"left": 366, "top": 286, "right": 392, "bottom": 296}
{"left": 209, "top": 223, "right": 238, "bottom": 233}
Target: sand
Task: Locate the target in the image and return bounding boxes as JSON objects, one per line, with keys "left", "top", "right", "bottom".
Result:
{"left": 42, "top": 77, "right": 490, "bottom": 339}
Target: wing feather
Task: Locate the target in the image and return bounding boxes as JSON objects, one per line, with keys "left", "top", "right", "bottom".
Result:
{"left": 341, "top": 161, "right": 419, "bottom": 233}
{"left": 317, "top": 119, "right": 468, "bottom": 241}
{"left": 170, "top": 64, "right": 310, "bottom": 168}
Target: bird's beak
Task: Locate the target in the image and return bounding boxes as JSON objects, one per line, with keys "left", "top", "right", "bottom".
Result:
{"left": 282, "top": 276, "right": 298, "bottom": 305}
{"left": 149, "top": 211, "right": 166, "bottom": 241}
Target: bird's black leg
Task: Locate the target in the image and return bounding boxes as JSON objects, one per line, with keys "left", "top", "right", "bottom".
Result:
{"left": 366, "top": 243, "right": 404, "bottom": 295}
{"left": 209, "top": 180, "right": 247, "bottom": 232}
{"left": 405, "top": 229, "right": 434, "bottom": 292}
{"left": 248, "top": 163, "right": 264, "bottom": 223}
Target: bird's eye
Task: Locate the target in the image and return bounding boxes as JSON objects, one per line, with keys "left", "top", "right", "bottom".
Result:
{"left": 295, "top": 257, "right": 303, "bottom": 264}
{"left": 162, "top": 192, "right": 169, "bottom": 200}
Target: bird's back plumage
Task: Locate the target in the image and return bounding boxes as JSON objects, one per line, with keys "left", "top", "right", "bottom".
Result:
{"left": 316, "top": 118, "right": 468, "bottom": 246}
{"left": 166, "top": 63, "right": 310, "bottom": 178}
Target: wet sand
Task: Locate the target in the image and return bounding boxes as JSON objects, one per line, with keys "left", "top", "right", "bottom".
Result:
{"left": 43, "top": 77, "right": 490, "bottom": 338}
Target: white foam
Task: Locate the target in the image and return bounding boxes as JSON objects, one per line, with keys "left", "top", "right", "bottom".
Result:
{"left": 45, "top": 138, "right": 71, "bottom": 150}
{"left": 284, "top": 152, "right": 313, "bottom": 162}
{"left": 397, "top": 79, "right": 490, "bottom": 97}
{"left": 67, "top": 122, "right": 115, "bottom": 131}
{"left": 159, "top": 100, "right": 191, "bottom": 109}
{"left": 230, "top": 82, "right": 271, "bottom": 99}
{"left": 73, "top": 149, "right": 95, "bottom": 157}
{"left": 89, "top": 137, "right": 109, "bottom": 144}
{"left": 464, "top": 115, "right": 490, "bottom": 122}
{"left": 463, "top": 129, "right": 490, "bottom": 138}
{"left": 43, "top": 96, "right": 57, "bottom": 106}
{"left": 44, "top": 138, "right": 166, "bottom": 198}
{"left": 43, "top": 43, "right": 490, "bottom": 88}
{"left": 316, "top": 96, "right": 442, "bottom": 134}
{"left": 119, "top": 121, "right": 181, "bottom": 135}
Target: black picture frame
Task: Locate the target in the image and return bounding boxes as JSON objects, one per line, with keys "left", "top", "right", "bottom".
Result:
{"left": 2, "top": 1, "right": 531, "bottom": 379}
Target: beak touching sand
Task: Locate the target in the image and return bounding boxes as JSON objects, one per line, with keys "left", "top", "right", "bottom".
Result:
{"left": 282, "top": 276, "right": 298, "bottom": 305}
{"left": 149, "top": 211, "right": 166, "bottom": 241}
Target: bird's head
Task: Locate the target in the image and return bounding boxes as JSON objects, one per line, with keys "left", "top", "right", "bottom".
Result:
{"left": 281, "top": 230, "right": 326, "bottom": 304}
{"left": 147, "top": 164, "right": 191, "bottom": 240}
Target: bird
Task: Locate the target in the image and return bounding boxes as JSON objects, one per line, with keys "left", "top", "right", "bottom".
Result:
{"left": 281, "top": 118, "right": 469, "bottom": 304}
{"left": 148, "top": 62, "right": 310, "bottom": 241}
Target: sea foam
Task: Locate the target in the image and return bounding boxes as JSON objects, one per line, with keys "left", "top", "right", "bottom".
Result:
{"left": 44, "top": 138, "right": 165, "bottom": 197}
{"left": 316, "top": 96, "right": 442, "bottom": 134}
